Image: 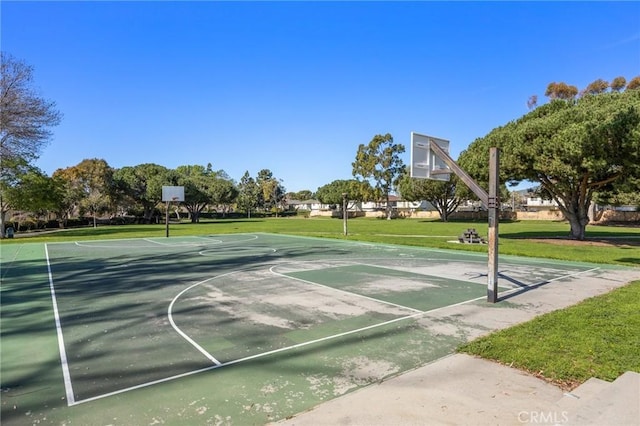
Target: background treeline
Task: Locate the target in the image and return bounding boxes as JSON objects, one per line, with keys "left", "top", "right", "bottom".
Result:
{"left": 2, "top": 50, "right": 639, "bottom": 239}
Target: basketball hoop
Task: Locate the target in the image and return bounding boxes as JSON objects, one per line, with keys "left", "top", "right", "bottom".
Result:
{"left": 409, "top": 131, "right": 500, "bottom": 303}
{"left": 162, "top": 186, "right": 185, "bottom": 202}
{"left": 410, "top": 132, "right": 451, "bottom": 181}
{"left": 162, "top": 186, "right": 185, "bottom": 238}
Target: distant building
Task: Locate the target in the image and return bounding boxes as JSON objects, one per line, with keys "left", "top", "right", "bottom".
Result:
{"left": 288, "top": 199, "right": 328, "bottom": 211}
{"left": 525, "top": 196, "right": 558, "bottom": 210}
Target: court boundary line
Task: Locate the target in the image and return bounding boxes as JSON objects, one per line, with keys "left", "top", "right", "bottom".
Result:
{"left": 198, "top": 247, "right": 278, "bottom": 257}
{"left": 70, "top": 290, "right": 490, "bottom": 406}
{"left": 47, "top": 234, "right": 607, "bottom": 406}
{"left": 496, "top": 266, "right": 601, "bottom": 300}
{"left": 45, "top": 244, "right": 76, "bottom": 406}
{"left": 258, "top": 232, "right": 618, "bottom": 269}
{"left": 193, "top": 234, "right": 258, "bottom": 243}
{"left": 60, "top": 264, "right": 601, "bottom": 406}
{"left": 167, "top": 276, "right": 226, "bottom": 366}
{"left": 47, "top": 232, "right": 625, "bottom": 270}
{"left": 352, "top": 260, "right": 522, "bottom": 289}
{"left": 43, "top": 233, "right": 258, "bottom": 245}
{"left": 269, "top": 262, "right": 425, "bottom": 314}
{"left": 72, "top": 239, "right": 220, "bottom": 249}
{"left": 0, "top": 243, "right": 25, "bottom": 280}
{"left": 69, "top": 234, "right": 261, "bottom": 249}
{"left": 143, "top": 238, "right": 170, "bottom": 245}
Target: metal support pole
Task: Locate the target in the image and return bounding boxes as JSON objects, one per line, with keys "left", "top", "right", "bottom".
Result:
{"left": 165, "top": 201, "right": 170, "bottom": 238}
{"left": 342, "top": 193, "right": 348, "bottom": 236}
{"left": 487, "top": 147, "right": 500, "bottom": 303}
{"left": 424, "top": 140, "right": 501, "bottom": 302}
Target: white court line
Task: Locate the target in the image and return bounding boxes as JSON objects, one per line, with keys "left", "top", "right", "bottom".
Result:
{"left": 74, "top": 241, "right": 158, "bottom": 249}
{"left": 143, "top": 238, "right": 170, "bottom": 245}
{"left": 261, "top": 232, "right": 613, "bottom": 269}
{"left": 71, "top": 291, "right": 489, "bottom": 406}
{"left": 0, "top": 244, "right": 25, "bottom": 280}
{"left": 199, "top": 247, "right": 277, "bottom": 257}
{"left": 494, "top": 267, "right": 601, "bottom": 296}
{"left": 193, "top": 234, "right": 258, "bottom": 244}
{"left": 57, "top": 237, "right": 604, "bottom": 406}
{"left": 47, "top": 235, "right": 245, "bottom": 245}
{"left": 45, "top": 244, "right": 76, "bottom": 406}
{"left": 67, "top": 234, "right": 259, "bottom": 249}
{"left": 269, "top": 264, "right": 424, "bottom": 314}
{"left": 193, "top": 237, "right": 224, "bottom": 244}
{"left": 167, "top": 277, "right": 224, "bottom": 366}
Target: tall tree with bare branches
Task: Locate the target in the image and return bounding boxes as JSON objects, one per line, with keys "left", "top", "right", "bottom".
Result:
{"left": 0, "top": 53, "right": 62, "bottom": 237}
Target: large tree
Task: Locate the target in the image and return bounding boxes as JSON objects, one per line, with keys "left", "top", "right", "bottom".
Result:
{"left": 459, "top": 88, "right": 640, "bottom": 240}
{"left": 0, "top": 53, "right": 61, "bottom": 163}
{"left": 175, "top": 165, "right": 216, "bottom": 223}
{"left": 114, "top": 163, "right": 172, "bottom": 223}
{"left": 8, "top": 167, "right": 62, "bottom": 214}
{"left": 316, "top": 179, "right": 373, "bottom": 214}
{"left": 544, "top": 82, "right": 578, "bottom": 100}
{"left": 53, "top": 159, "right": 115, "bottom": 228}
{"left": 237, "top": 171, "right": 259, "bottom": 218}
{"left": 0, "top": 162, "right": 63, "bottom": 231}
{"left": 581, "top": 79, "right": 609, "bottom": 96}
{"left": 352, "top": 133, "right": 406, "bottom": 220}
{"left": 397, "top": 173, "right": 462, "bottom": 222}
{"left": 593, "top": 174, "right": 640, "bottom": 207}
{"left": 610, "top": 76, "right": 626, "bottom": 92}
{"left": 0, "top": 53, "right": 62, "bottom": 237}
{"left": 256, "top": 169, "right": 286, "bottom": 216}
{"left": 287, "top": 190, "right": 315, "bottom": 201}
{"left": 209, "top": 177, "right": 239, "bottom": 217}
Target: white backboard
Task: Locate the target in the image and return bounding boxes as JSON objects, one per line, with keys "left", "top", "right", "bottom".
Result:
{"left": 162, "top": 186, "right": 185, "bottom": 202}
{"left": 410, "top": 132, "right": 451, "bottom": 181}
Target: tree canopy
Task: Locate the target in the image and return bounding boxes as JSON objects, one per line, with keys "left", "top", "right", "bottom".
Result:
{"left": 459, "top": 88, "right": 640, "bottom": 239}
{"left": 175, "top": 164, "right": 227, "bottom": 223}
{"left": 316, "top": 179, "right": 373, "bottom": 208}
{"left": 237, "top": 171, "right": 259, "bottom": 218}
{"left": 53, "top": 158, "right": 115, "bottom": 228}
{"left": 256, "top": 169, "right": 286, "bottom": 216}
{"left": 352, "top": 133, "right": 405, "bottom": 220}
{"left": 544, "top": 82, "right": 578, "bottom": 100}
{"left": 397, "top": 172, "right": 462, "bottom": 222}
{"left": 0, "top": 53, "right": 62, "bottom": 164}
{"left": 0, "top": 53, "right": 62, "bottom": 236}
{"left": 113, "top": 163, "right": 172, "bottom": 222}
{"left": 287, "top": 190, "right": 315, "bottom": 201}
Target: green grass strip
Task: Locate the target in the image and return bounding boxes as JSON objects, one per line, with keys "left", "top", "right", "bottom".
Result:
{"left": 458, "top": 280, "right": 640, "bottom": 389}
{"left": 4, "top": 218, "right": 640, "bottom": 266}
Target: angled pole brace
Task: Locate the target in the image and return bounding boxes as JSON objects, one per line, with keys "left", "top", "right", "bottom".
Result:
{"left": 429, "top": 142, "right": 500, "bottom": 303}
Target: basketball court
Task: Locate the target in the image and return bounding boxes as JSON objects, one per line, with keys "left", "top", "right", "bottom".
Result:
{"left": 2, "top": 233, "right": 634, "bottom": 425}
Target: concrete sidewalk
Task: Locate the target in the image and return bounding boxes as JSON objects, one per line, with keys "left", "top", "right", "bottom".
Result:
{"left": 277, "top": 354, "right": 639, "bottom": 426}
{"left": 278, "top": 353, "right": 564, "bottom": 425}
{"left": 277, "top": 267, "right": 640, "bottom": 426}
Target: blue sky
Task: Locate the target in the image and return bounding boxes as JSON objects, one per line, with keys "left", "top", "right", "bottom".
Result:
{"left": 2, "top": 1, "right": 639, "bottom": 193}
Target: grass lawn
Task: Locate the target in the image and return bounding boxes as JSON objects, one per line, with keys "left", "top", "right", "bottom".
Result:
{"left": 3, "top": 216, "right": 639, "bottom": 390}
{"left": 458, "top": 280, "right": 640, "bottom": 389}
{"left": 4, "top": 216, "right": 640, "bottom": 266}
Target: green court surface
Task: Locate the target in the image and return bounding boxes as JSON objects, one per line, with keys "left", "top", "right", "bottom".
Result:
{"left": 0, "top": 233, "right": 627, "bottom": 424}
